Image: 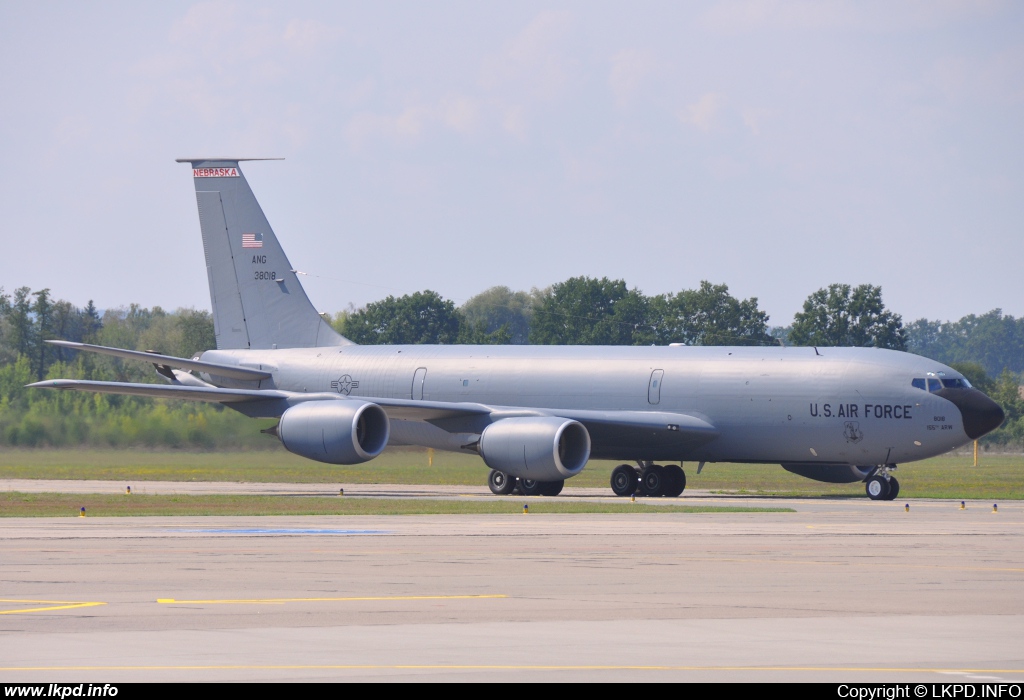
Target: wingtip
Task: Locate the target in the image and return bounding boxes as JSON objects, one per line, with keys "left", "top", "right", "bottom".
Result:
{"left": 26, "top": 380, "right": 70, "bottom": 389}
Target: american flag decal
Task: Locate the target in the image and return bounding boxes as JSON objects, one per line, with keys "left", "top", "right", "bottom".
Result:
{"left": 242, "top": 233, "right": 263, "bottom": 248}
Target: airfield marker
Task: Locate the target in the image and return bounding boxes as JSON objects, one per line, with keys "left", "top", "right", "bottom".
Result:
{"left": 523, "top": 504, "right": 528, "bottom": 514}
{"left": 961, "top": 501, "right": 966, "bottom": 510}
{"left": 905, "top": 504, "right": 909, "bottom": 512}
{"left": 126, "top": 486, "right": 131, "bottom": 495}
{"left": 79, "top": 507, "right": 85, "bottom": 518}
{"left": 993, "top": 503, "right": 998, "bottom": 513}
{"left": 339, "top": 488, "right": 344, "bottom": 496}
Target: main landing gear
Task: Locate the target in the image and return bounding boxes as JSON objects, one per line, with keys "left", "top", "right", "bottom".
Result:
{"left": 487, "top": 469, "right": 564, "bottom": 497}
{"left": 610, "top": 462, "right": 686, "bottom": 498}
{"left": 865, "top": 465, "right": 900, "bottom": 501}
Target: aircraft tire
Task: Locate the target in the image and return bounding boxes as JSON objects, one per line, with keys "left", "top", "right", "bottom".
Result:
{"left": 610, "top": 465, "right": 638, "bottom": 496}
{"left": 663, "top": 465, "right": 686, "bottom": 497}
{"left": 519, "top": 478, "right": 542, "bottom": 496}
{"left": 539, "top": 480, "right": 564, "bottom": 497}
{"left": 640, "top": 465, "right": 665, "bottom": 497}
{"left": 885, "top": 476, "right": 900, "bottom": 501}
{"left": 865, "top": 475, "right": 890, "bottom": 500}
{"left": 488, "top": 469, "right": 517, "bottom": 495}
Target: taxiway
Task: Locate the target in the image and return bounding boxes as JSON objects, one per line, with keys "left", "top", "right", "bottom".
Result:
{"left": 0, "top": 488, "right": 1021, "bottom": 682}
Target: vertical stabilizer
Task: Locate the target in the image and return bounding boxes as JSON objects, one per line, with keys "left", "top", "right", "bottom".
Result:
{"left": 178, "top": 159, "right": 352, "bottom": 350}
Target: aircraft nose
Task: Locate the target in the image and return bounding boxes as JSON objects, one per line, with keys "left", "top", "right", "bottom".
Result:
{"left": 936, "top": 388, "right": 1005, "bottom": 440}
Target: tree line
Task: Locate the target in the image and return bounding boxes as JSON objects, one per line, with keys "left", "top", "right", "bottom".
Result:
{"left": 0, "top": 287, "right": 261, "bottom": 449}
{"left": 1, "top": 280, "right": 1021, "bottom": 449}
{"left": 335, "top": 280, "right": 903, "bottom": 349}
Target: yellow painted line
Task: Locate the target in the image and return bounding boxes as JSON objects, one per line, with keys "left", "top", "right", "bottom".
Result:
{"left": 0, "top": 664, "right": 1021, "bottom": 673}
{"left": 0, "top": 599, "right": 106, "bottom": 615}
{"left": 157, "top": 594, "right": 508, "bottom": 605}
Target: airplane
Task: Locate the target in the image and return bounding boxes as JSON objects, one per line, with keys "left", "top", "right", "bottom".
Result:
{"left": 30, "top": 158, "right": 1006, "bottom": 500}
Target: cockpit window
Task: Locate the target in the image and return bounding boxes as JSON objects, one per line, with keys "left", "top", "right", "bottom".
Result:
{"left": 912, "top": 378, "right": 926, "bottom": 391}
{"left": 927, "top": 378, "right": 942, "bottom": 392}
{"left": 941, "top": 378, "right": 971, "bottom": 389}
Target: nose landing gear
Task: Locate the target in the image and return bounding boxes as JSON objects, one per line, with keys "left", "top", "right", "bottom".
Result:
{"left": 865, "top": 465, "right": 900, "bottom": 501}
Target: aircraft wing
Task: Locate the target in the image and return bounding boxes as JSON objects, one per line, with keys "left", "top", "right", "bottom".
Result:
{"left": 328, "top": 397, "right": 719, "bottom": 455}
{"left": 28, "top": 380, "right": 717, "bottom": 451}
{"left": 27, "top": 379, "right": 288, "bottom": 403}
{"left": 27, "top": 380, "right": 495, "bottom": 421}
{"left": 543, "top": 408, "right": 718, "bottom": 455}
{"left": 356, "top": 398, "right": 719, "bottom": 454}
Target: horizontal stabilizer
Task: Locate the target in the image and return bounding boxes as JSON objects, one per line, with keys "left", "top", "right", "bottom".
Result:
{"left": 46, "top": 341, "right": 271, "bottom": 381}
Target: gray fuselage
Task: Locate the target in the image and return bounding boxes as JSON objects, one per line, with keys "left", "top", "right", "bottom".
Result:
{"left": 201, "top": 344, "right": 972, "bottom": 467}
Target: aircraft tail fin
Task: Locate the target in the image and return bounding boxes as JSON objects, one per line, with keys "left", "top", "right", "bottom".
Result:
{"left": 178, "top": 158, "right": 352, "bottom": 350}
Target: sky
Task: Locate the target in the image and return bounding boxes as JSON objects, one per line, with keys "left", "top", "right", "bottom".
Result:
{"left": 1, "top": 1, "right": 1022, "bottom": 327}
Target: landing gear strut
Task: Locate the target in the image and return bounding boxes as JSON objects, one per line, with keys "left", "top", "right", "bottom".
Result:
{"left": 610, "top": 462, "right": 686, "bottom": 498}
{"left": 865, "top": 465, "right": 899, "bottom": 501}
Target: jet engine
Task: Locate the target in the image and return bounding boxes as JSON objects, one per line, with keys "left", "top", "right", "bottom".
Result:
{"left": 478, "top": 417, "right": 591, "bottom": 482}
{"left": 276, "top": 400, "right": 390, "bottom": 465}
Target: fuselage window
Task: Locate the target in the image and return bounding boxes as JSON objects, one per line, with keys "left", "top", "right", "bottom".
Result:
{"left": 941, "top": 378, "right": 971, "bottom": 389}
{"left": 927, "top": 378, "right": 942, "bottom": 392}
{"left": 912, "top": 378, "right": 926, "bottom": 391}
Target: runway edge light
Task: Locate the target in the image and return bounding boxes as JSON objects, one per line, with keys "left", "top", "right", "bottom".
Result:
{"left": 79, "top": 507, "right": 85, "bottom": 517}
{"left": 993, "top": 503, "right": 998, "bottom": 513}
{"left": 523, "top": 504, "right": 528, "bottom": 514}
{"left": 961, "top": 501, "right": 966, "bottom": 510}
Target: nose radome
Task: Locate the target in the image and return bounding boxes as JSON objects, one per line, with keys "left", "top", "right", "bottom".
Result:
{"left": 936, "top": 388, "right": 1006, "bottom": 440}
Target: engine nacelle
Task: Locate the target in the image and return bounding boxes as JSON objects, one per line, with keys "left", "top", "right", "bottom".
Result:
{"left": 478, "top": 417, "right": 591, "bottom": 481}
{"left": 277, "top": 400, "right": 390, "bottom": 465}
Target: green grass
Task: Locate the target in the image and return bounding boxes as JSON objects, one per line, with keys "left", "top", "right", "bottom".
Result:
{"left": 0, "top": 448, "right": 1020, "bottom": 499}
{"left": 0, "top": 492, "right": 792, "bottom": 517}
{"left": 0, "top": 447, "right": 479, "bottom": 484}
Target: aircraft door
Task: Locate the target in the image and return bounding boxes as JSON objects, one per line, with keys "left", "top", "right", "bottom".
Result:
{"left": 648, "top": 369, "right": 664, "bottom": 405}
{"left": 412, "top": 367, "right": 427, "bottom": 400}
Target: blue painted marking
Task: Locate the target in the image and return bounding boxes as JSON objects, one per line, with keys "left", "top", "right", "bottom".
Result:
{"left": 173, "top": 528, "right": 388, "bottom": 535}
